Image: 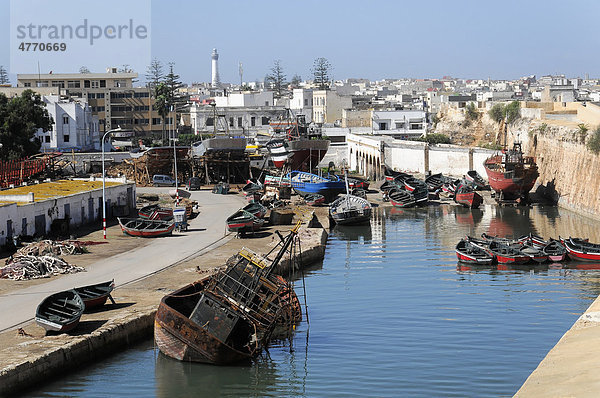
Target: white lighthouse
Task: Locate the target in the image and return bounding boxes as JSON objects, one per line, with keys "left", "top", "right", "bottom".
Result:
{"left": 211, "top": 48, "right": 221, "bottom": 88}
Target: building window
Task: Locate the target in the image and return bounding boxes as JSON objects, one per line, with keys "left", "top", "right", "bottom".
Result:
{"left": 63, "top": 135, "right": 70, "bottom": 142}
{"left": 261, "top": 116, "right": 269, "bottom": 125}
{"left": 24, "top": 82, "right": 31, "bottom": 87}
{"left": 91, "top": 81, "right": 100, "bottom": 88}
{"left": 99, "top": 80, "right": 106, "bottom": 88}
{"left": 237, "top": 117, "right": 242, "bottom": 127}
{"left": 45, "top": 136, "right": 50, "bottom": 143}
{"left": 52, "top": 81, "right": 65, "bottom": 88}
{"left": 152, "top": 118, "right": 161, "bottom": 125}
{"left": 88, "top": 93, "right": 96, "bottom": 99}
{"left": 96, "top": 93, "right": 105, "bottom": 99}
{"left": 265, "top": 101, "right": 269, "bottom": 106}
{"left": 304, "top": 99, "right": 308, "bottom": 106}
{"left": 84, "top": 80, "right": 91, "bottom": 88}
{"left": 206, "top": 117, "right": 214, "bottom": 126}
{"left": 68, "top": 81, "right": 80, "bottom": 88}
{"left": 251, "top": 117, "right": 256, "bottom": 127}
{"left": 37, "top": 81, "right": 49, "bottom": 87}
{"left": 63, "top": 115, "right": 69, "bottom": 124}
{"left": 134, "top": 92, "right": 149, "bottom": 98}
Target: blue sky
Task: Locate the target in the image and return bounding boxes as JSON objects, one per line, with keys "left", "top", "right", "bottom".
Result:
{"left": 1, "top": 0, "right": 599, "bottom": 85}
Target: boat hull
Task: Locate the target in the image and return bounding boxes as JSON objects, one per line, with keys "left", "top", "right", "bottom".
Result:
{"left": 75, "top": 280, "right": 115, "bottom": 310}
{"left": 455, "top": 192, "right": 483, "bottom": 209}
{"left": 118, "top": 218, "right": 175, "bottom": 238}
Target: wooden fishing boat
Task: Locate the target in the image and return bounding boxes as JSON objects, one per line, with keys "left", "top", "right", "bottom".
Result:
{"left": 454, "top": 184, "right": 483, "bottom": 209}
{"left": 138, "top": 204, "right": 173, "bottom": 221}
{"left": 242, "top": 202, "right": 267, "bottom": 219}
{"left": 455, "top": 239, "right": 494, "bottom": 264}
{"left": 464, "top": 170, "right": 488, "bottom": 190}
{"left": 35, "top": 289, "right": 85, "bottom": 333}
{"left": 425, "top": 173, "right": 444, "bottom": 192}
{"left": 287, "top": 171, "right": 346, "bottom": 202}
{"left": 154, "top": 225, "right": 303, "bottom": 365}
{"left": 226, "top": 209, "right": 264, "bottom": 234}
{"left": 242, "top": 179, "right": 263, "bottom": 194}
{"left": 389, "top": 188, "right": 416, "bottom": 208}
{"left": 403, "top": 176, "right": 427, "bottom": 193}
{"left": 351, "top": 188, "right": 367, "bottom": 199}
{"left": 304, "top": 193, "right": 325, "bottom": 206}
{"left": 488, "top": 240, "right": 530, "bottom": 264}
{"left": 542, "top": 239, "right": 567, "bottom": 262}
{"left": 74, "top": 280, "right": 115, "bottom": 310}
{"left": 380, "top": 180, "right": 398, "bottom": 193}
{"left": 329, "top": 194, "right": 372, "bottom": 226}
{"left": 384, "top": 165, "right": 403, "bottom": 181}
{"left": 118, "top": 217, "right": 175, "bottom": 238}
{"left": 519, "top": 245, "right": 548, "bottom": 263}
{"left": 562, "top": 237, "right": 600, "bottom": 262}
{"left": 344, "top": 175, "right": 370, "bottom": 190}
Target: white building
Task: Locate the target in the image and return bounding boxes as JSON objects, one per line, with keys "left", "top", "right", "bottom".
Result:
{"left": 371, "top": 109, "right": 427, "bottom": 138}
{"left": 213, "top": 91, "right": 274, "bottom": 108}
{"left": 312, "top": 90, "right": 352, "bottom": 125}
{"left": 36, "top": 95, "right": 100, "bottom": 152}
{"left": 290, "top": 88, "right": 313, "bottom": 123}
{"left": 189, "top": 103, "right": 287, "bottom": 135}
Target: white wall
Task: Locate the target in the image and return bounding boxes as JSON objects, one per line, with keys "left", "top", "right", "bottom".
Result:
{"left": 0, "top": 181, "right": 134, "bottom": 246}
{"left": 429, "top": 146, "right": 470, "bottom": 175}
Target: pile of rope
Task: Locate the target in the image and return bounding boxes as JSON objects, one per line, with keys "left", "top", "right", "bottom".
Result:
{"left": 1, "top": 240, "right": 88, "bottom": 280}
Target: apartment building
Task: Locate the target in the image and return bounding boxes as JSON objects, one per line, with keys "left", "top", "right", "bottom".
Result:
{"left": 17, "top": 68, "right": 167, "bottom": 137}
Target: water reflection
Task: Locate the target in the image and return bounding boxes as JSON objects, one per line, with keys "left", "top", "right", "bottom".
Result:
{"left": 330, "top": 224, "right": 372, "bottom": 242}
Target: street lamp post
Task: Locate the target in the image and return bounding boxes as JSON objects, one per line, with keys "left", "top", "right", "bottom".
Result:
{"left": 102, "top": 127, "right": 123, "bottom": 239}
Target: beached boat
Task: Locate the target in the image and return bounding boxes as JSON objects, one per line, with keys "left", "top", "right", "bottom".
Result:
{"left": 118, "top": 218, "right": 175, "bottom": 238}
{"left": 351, "top": 188, "right": 367, "bottom": 199}
{"left": 455, "top": 239, "right": 494, "bottom": 265}
{"left": 483, "top": 142, "right": 538, "bottom": 200}
{"left": 287, "top": 171, "right": 346, "bottom": 202}
{"left": 344, "top": 175, "right": 370, "bottom": 190}
{"left": 138, "top": 204, "right": 173, "bottom": 221}
{"left": 226, "top": 209, "right": 265, "bottom": 234}
{"left": 329, "top": 194, "right": 372, "bottom": 226}
{"left": 562, "top": 237, "right": 600, "bottom": 262}
{"left": 425, "top": 173, "right": 444, "bottom": 192}
{"left": 35, "top": 289, "right": 85, "bottom": 333}
{"left": 465, "top": 170, "right": 488, "bottom": 190}
{"left": 454, "top": 184, "right": 483, "bottom": 209}
{"left": 242, "top": 202, "right": 268, "bottom": 219}
{"left": 75, "top": 280, "right": 115, "bottom": 310}
{"left": 191, "top": 137, "right": 247, "bottom": 158}
{"left": 212, "top": 182, "right": 230, "bottom": 195}
{"left": 266, "top": 114, "right": 329, "bottom": 171}
{"left": 383, "top": 166, "right": 410, "bottom": 182}
{"left": 154, "top": 224, "right": 303, "bottom": 365}
{"left": 389, "top": 188, "right": 417, "bottom": 208}
{"left": 303, "top": 193, "right": 325, "bottom": 206}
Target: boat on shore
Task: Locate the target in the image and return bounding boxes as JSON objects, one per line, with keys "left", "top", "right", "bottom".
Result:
{"left": 74, "top": 280, "right": 116, "bottom": 310}
{"left": 226, "top": 209, "right": 265, "bottom": 234}
{"left": 388, "top": 188, "right": 416, "bottom": 208}
{"left": 465, "top": 170, "right": 488, "bottom": 190}
{"left": 303, "top": 193, "right": 325, "bottom": 206}
{"left": 287, "top": 171, "right": 346, "bottom": 202}
{"left": 154, "top": 224, "right": 303, "bottom": 365}
{"left": 138, "top": 204, "right": 173, "bottom": 221}
{"left": 35, "top": 289, "right": 85, "bottom": 333}
{"left": 483, "top": 142, "right": 538, "bottom": 200}
{"left": 242, "top": 202, "right": 268, "bottom": 219}
{"left": 118, "top": 218, "right": 175, "bottom": 238}
{"left": 266, "top": 114, "right": 329, "bottom": 171}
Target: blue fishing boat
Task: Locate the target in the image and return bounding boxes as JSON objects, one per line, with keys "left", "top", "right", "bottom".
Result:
{"left": 286, "top": 171, "right": 346, "bottom": 202}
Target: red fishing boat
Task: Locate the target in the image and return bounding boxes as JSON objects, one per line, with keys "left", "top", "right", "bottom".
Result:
{"left": 483, "top": 141, "right": 538, "bottom": 200}
{"left": 455, "top": 239, "right": 494, "bottom": 265}
{"left": 454, "top": 184, "right": 483, "bottom": 209}
{"left": 562, "top": 237, "right": 600, "bottom": 262}
{"left": 75, "top": 280, "right": 115, "bottom": 309}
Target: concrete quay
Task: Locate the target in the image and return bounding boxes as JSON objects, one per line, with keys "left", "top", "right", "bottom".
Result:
{"left": 0, "top": 190, "right": 328, "bottom": 397}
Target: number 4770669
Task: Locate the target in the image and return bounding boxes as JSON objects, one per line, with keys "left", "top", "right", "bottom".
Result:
{"left": 18, "top": 42, "right": 67, "bottom": 51}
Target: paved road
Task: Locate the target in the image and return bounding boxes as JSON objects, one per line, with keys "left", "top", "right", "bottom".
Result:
{"left": 0, "top": 188, "right": 244, "bottom": 332}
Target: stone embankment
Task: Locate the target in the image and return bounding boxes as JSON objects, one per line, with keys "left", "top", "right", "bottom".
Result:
{"left": 0, "top": 212, "right": 328, "bottom": 397}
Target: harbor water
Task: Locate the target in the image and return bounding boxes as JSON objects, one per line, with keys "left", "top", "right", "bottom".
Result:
{"left": 29, "top": 204, "right": 600, "bottom": 397}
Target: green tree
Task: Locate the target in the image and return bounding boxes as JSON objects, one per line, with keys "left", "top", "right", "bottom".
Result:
{"left": 265, "top": 60, "right": 287, "bottom": 98}
{"left": 79, "top": 66, "right": 90, "bottom": 74}
{"left": 145, "top": 58, "right": 164, "bottom": 91}
{"left": 0, "top": 66, "right": 9, "bottom": 84}
{"left": 587, "top": 126, "right": 600, "bottom": 154}
{"left": 290, "top": 74, "right": 302, "bottom": 88}
{"left": 465, "top": 102, "right": 479, "bottom": 121}
{"left": 577, "top": 123, "right": 589, "bottom": 143}
{"left": 0, "top": 90, "right": 53, "bottom": 160}
{"left": 488, "top": 103, "right": 505, "bottom": 123}
{"left": 488, "top": 101, "right": 521, "bottom": 124}
{"left": 312, "top": 57, "right": 332, "bottom": 89}
{"left": 154, "top": 82, "right": 171, "bottom": 145}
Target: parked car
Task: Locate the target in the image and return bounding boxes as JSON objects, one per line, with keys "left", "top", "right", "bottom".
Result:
{"left": 186, "top": 176, "right": 202, "bottom": 190}
{"left": 152, "top": 174, "right": 176, "bottom": 187}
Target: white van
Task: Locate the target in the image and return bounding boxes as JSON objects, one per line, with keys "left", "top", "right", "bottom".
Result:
{"left": 152, "top": 175, "right": 176, "bottom": 187}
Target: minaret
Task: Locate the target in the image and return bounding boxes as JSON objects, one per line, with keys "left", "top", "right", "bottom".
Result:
{"left": 211, "top": 48, "right": 221, "bottom": 88}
